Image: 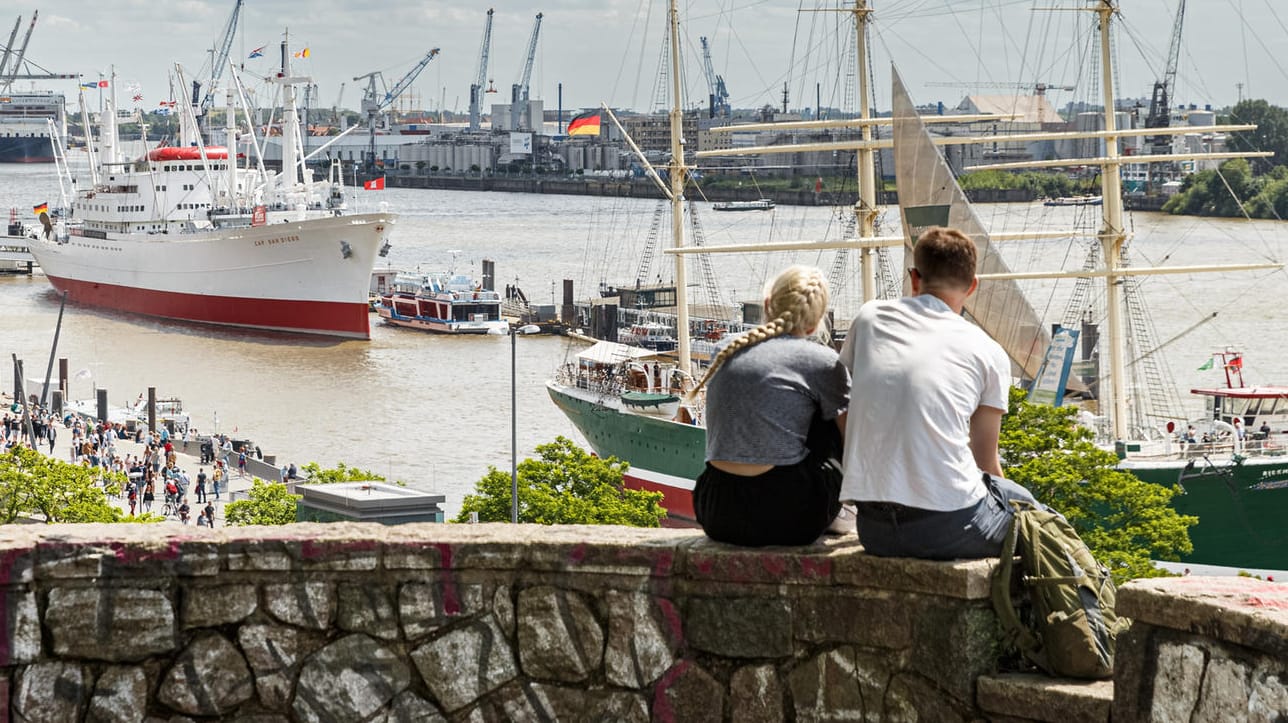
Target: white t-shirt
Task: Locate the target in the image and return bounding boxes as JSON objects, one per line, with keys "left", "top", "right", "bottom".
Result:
{"left": 839, "top": 294, "right": 1012, "bottom": 511}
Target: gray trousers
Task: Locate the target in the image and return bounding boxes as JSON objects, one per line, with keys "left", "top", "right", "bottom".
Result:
{"left": 855, "top": 474, "right": 1050, "bottom": 560}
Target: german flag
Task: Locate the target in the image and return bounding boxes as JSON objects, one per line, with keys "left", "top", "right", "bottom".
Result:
{"left": 32, "top": 202, "right": 48, "bottom": 216}
{"left": 567, "top": 111, "right": 601, "bottom": 137}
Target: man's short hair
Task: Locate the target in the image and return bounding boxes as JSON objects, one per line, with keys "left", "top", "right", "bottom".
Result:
{"left": 913, "top": 226, "right": 976, "bottom": 291}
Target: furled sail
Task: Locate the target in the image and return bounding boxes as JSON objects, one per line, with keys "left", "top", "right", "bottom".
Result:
{"left": 890, "top": 66, "right": 1050, "bottom": 383}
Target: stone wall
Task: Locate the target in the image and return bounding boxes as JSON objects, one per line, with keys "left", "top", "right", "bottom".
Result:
{"left": 0, "top": 523, "right": 1002, "bottom": 722}
{"left": 0, "top": 524, "right": 1283, "bottom": 722}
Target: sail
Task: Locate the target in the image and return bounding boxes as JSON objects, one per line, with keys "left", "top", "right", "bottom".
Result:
{"left": 890, "top": 66, "right": 1050, "bottom": 383}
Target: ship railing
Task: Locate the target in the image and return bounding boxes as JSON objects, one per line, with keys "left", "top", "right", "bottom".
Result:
{"left": 555, "top": 365, "right": 625, "bottom": 398}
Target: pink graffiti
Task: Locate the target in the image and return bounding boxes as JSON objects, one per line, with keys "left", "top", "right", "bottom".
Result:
{"left": 433, "top": 543, "right": 460, "bottom": 616}
{"left": 650, "top": 660, "right": 691, "bottom": 723}
{"left": 655, "top": 597, "right": 684, "bottom": 644}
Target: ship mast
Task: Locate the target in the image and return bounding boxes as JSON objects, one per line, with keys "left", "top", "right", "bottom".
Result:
{"left": 667, "top": 0, "right": 691, "bottom": 376}
{"left": 852, "top": 1, "right": 878, "bottom": 300}
{"left": 1094, "top": 1, "right": 1129, "bottom": 440}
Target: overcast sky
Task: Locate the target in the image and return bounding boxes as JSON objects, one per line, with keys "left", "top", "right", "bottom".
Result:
{"left": 9, "top": 1, "right": 1288, "bottom": 117}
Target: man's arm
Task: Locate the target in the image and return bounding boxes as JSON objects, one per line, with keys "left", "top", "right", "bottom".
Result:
{"left": 968, "top": 405, "right": 1004, "bottom": 477}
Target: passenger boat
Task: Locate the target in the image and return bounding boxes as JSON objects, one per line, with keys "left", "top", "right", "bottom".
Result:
{"left": 1043, "top": 195, "right": 1103, "bottom": 207}
{"left": 2, "top": 36, "right": 395, "bottom": 339}
{"left": 617, "top": 322, "right": 677, "bottom": 351}
{"left": 377, "top": 271, "right": 507, "bottom": 334}
{"left": 712, "top": 198, "right": 775, "bottom": 212}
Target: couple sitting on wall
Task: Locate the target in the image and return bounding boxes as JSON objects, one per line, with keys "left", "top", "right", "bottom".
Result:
{"left": 691, "top": 226, "right": 1054, "bottom": 558}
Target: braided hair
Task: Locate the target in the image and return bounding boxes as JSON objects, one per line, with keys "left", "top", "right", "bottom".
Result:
{"left": 687, "top": 265, "right": 830, "bottom": 401}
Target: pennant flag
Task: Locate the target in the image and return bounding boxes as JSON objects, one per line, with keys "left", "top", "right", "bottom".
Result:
{"left": 132, "top": 93, "right": 143, "bottom": 102}
{"left": 363, "top": 176, "right": 386, "bottom": 191}
{"left": 1227, "top": 356, "right": 1243, "bottom": 371}
{"left": 1197, "top": 357, "right": 1214, "bottom": 371}
{"left": 248, "top": 45, "right": 265, "bottom": 59}
{"left": 80, "top": 81, "right": 96, "bottom": 89}
{"left": 566, "top": 111, "right": 601, "bottom": 137}
{"left": 293, "top": 47, "right": 310, "bottom": 59}
{"left": 32, "top": 202, "right": 48, "bottom": 216}
{"left": 97, "top": 80, "right": 109, "bottom": 88}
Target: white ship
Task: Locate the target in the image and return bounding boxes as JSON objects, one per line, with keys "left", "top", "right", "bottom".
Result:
{"left": 7, "top": 36, "right": 395, "bottom": 339}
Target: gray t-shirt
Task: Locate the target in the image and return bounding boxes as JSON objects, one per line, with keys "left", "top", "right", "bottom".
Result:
{"left": 704, "top": 335, "right": 850, "bottom": 466}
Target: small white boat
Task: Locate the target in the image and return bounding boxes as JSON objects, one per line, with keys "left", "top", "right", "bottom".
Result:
{"left": 377, "top": 271, "right": 508, "bottom": 334}
{"left": 618, "top": 322, "right": 677, "bottom": 351}
{"left": 1043, "top": 195, "right": 1103, "bottom": 207}
{"left": 712, "top": 198, "right": 775, "bottom": 212}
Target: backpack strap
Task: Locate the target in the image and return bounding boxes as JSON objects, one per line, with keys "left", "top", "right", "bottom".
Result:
{"left": 990, "top": 504, "right": 1052, "bottom": 674}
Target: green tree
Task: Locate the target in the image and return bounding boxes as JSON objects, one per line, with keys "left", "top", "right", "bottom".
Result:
{"left": 1227, "top": 99, "right": 1288, "bottom": 175}
{"left": 1000, "top": 388, "right": 1196, "bottom": 583}
{"left": 454, "top": 437, "right": 665, "bottom": 526}
{"left": 1163, "top": 158, "right": 1259, "bottom": 217}
{"left": 0, "top": 447, "right": 132, "bottom": 524}
{"left": 300, "top": 462, "right": 386, "bottom": 484}
{"left": 224, "top": 479, "right": 301, "bottom": 526}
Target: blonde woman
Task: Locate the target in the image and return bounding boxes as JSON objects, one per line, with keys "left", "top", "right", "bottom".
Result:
{"left": 691, "top": 265, "right": 850, "bottom": 546}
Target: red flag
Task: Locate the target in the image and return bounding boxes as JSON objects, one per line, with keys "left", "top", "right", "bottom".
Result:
{"left": 363, "top": 177, "right": 386, "bottom": 191}
{"left": 98, "top": 80, "right": 109, "bottom": 88}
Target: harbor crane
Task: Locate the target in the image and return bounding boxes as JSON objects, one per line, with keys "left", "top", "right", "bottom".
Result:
{"left": 699, "top": 37, "right": 730, "bottom": 119}
{"left": 510, "top": 12, "right": 543, "bottom": 132}
{"left": 354, "top": 47, "right": 441, "bottom": 171}
{"left": 0, "top": 11, "right": 76, "bottom": 92}
{"left": 194, "top": 0, "right": 243, "bottom": 128}
{"left": 1145, "top": 0, "right": 1186, "bottom": 156}
{"left": 469, "top": 8, "right": 495, "bottom": 131}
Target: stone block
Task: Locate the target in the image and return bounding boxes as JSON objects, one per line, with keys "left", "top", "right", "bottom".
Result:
{"left": 1196, "top": 657, "right": 1252, "bottom": 721}
{"left": 526, "top": 683, "right": 649, "bottom": 722}
{"left": 239, "top": 623, "right": 323, "bottom": 711}
{"left": 88, "top": 665, "right": 148, "bottom": 723}
{"left": 1249, "top": 667, "right": 1288, "bottom": 722}
{"left": 378, "top": 691, "right": 448, "bottom": 723}
{"left": 604, "top": 591, "right": 678, "bottom": 689}
{"left": 36, "top": 537, "right": 219, "bottom": 579}
{"left": 1149, "top": 640, "right": 1205, "bottom": 721}
{"left": 411, "top": 618, "right": 517, "bottom": 712}
{"left": 225, "top": 537, "right": 296, "bottom": 572}
{"left": 792, "top": 588, "right": 911, "bottom": 650}
{"left": 830, "top": 550, "right": 996, "bottom": 599}
{"left": 264, "top": 581, "right": 335, "bottom": 629}
{"left": 338, "top": 583, "right": 399, "bottom": 640}
{"left": 652, "top": 660, "right": 723, "bottom": 723}
{"left": 685, "top": 540, "right": 839, "bottom": 586}
{"left": 399, "top": 581, "right": 484, "bottom": 639}
{"left": 516, "top": 586, "right": 604, "bottom": 682}
{"left": 0, "top": 539, "right": 35, "bottom": 584}
{"left": 493, "top": 584, "right": 515, "bottom": 636}
{"left": 976, "top": 673, "right": 1112, "bottom": 723}
{"left": 888, "top": 672, "right": 972, "bottom": 723}
{"left": 907, "top": 600, "right": 998, "bottom": 703}
{"left": 181, "top": 583, "right": 257, "bottom": 628}
{"left": 292, "top": 633, "right": 410, "bottom": 723}
{"left": 157, "top": 632, "right": 254, "bottom": 716}
{"left": 0, "top": 589, "right": 40, "bottom": 665}
{"left": 296, "top": 538, "right": 380, "bottom": 571}
{"left": 685, "top": 596, "right": 792, "bottom": 658}
{"left": 523, "top": 536, "right": 686, "bottom": 579}
{"left": 47, "top": 587, "right": 176, "bottom": 661}
{"left": 730, "top": 664, "right": 783, "bottom": 723}
{"left": 788, "top": 647, "right": 885, "bottom": 720}
{"left": 14, "top": 661, "right": 90, "bottom": 722}
{"left": 1119, "top": 576, "right": 1288, "bottom": 658}
{"left": 382, "top": 541, "right": 449, "bottom": 570}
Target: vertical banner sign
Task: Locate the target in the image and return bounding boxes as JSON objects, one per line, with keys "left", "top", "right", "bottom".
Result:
{"left": 251, "top": 205, "right": 267, "bottom": 227}
{"left": 1028, "top": 326, "right": 1080, "bottom": 407}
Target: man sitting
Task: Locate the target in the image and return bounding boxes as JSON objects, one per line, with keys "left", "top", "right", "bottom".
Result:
{"left": 839, "top": 226, "right": 1053, "bottom": 559}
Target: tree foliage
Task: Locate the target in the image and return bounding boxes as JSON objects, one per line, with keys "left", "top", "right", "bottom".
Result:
{"left": 0, "top": 447, "right": 132, "bottom": 524}
{"left": 300, "top": 462, "right": 387, "bottom": 484}
{"left": 957, "top": 170, "right": 1097, "bottom": 198}
{"left": 1227, "top": 99, "right": 1288, "bottom": 176}
{"left": 224, "top": 479, "right": 301, "bottom": 526}
{"left": 454, "top": 436, "right": 666, "bottom": 526}
{"left": 999, "top": 389, "right": 1196, "bottom": 583}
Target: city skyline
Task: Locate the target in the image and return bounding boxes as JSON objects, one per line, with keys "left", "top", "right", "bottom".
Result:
{"left": 8, "top": 1, "right": 1287, "bottom": 118}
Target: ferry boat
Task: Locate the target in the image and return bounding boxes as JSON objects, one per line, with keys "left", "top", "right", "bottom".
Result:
{"left": 0, "top": 92, "right": 65, "bottom": 163}
{"left": 712, "top": 198, "right": 775, "bottom": 212}
{"left": 377, "top": 271, "right": 507, "bottom": 334}
{"left": 617, "top": 322, "right": 677, "bottom": 351}
{"left": 4, "top": 37, "right": 395, "bottom": 339}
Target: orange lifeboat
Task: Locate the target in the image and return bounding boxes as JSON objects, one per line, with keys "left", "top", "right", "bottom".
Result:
{"left": 146, "top": 146, "right": 229, "bottom": 162}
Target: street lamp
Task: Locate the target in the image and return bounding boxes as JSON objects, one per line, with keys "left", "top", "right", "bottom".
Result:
{"left": 494, "top": 323, "right": 541, "bottom": 523}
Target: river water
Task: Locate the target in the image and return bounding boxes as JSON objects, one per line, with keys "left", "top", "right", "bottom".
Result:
{"left": 2, "top": 160, "right": 1286, "bottom": 515}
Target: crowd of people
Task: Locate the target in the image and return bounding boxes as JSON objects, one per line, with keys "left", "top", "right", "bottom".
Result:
{"left": 694, "top": 226, "right": 1060, "bottom": 558}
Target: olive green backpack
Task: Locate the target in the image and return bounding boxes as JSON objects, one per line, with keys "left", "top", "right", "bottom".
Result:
{"left": 991, "top": 502, "right": 1131, "bottom": 679}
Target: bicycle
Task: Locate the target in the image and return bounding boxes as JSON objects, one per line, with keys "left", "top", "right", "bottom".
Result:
{"left": 161, "top": 491, "right": 178, "bottom": 517}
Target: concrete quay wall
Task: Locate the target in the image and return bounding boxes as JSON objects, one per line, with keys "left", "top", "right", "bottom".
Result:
{"left": 0, "top": 523, "right": 1281, "bottom": 721}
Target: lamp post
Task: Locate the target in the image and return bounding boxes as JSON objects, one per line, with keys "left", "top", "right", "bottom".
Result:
{"left": 499, "top": 323, "right": 541, "bottom": 523}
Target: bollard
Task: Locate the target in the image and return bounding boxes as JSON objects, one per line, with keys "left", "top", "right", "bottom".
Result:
{"left": 52, "top": 390, "right": 62, "bottom": 415}
{"left": 96, "top": 388, "right": 108, "bottom": 424}
{"left": 58, "top": 358, "right": 67, "bottom": 399}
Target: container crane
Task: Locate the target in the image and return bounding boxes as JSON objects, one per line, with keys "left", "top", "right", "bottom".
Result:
{"left": 1145, "top": 0, "right": 1186, "bottom": 156}
{"left": 469, "top": 8, "right": 495, "bottom": 131}
{"left": 510, "top": 13, "right": 543, "bottom": 132}
{"left": 699, "top": 36, "right": 730, "bottom": 119}
{"left": 354, "top": 47, "right": 441, "bottom": 171}
{"left": 0, "top": 12, "right": 75, "bottom": 92}
{"left": 195, "top": 0, "right": 243, "bottom": 127}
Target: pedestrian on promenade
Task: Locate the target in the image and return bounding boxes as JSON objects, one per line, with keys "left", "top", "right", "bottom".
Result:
{"left": 195, "top": 468, "right": 207, "bottom": 503}
{"left": 127, "top": 483, "right": 138, "bottom": 517}
{"left": 45, "top": 423, "right": 55, "bottom": 454}
{"left": 212, "top": 464, "right": 223, "bottom": 500}
{"left": 204, "top": 501, "right": 215, "bottom": 527}
{"left": 182, "top": 426, "right": 190, "bottom": 452}
{"left": 142, "top": 481, "right": 155, "bottom": 513}
{"left": 238, "top": 450, "right": 247, "bottom": 478}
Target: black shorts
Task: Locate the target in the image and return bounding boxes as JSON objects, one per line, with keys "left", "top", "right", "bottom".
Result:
{"left": 694, "top": 458, "right": 841, "bottom": 547}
